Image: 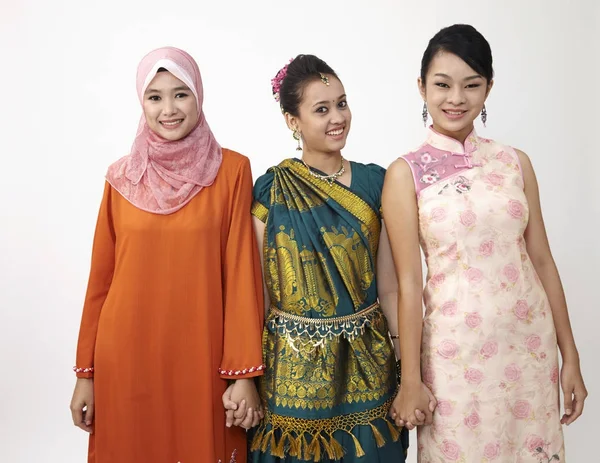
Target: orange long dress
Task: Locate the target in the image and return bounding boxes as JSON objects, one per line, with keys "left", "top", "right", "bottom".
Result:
{"left": 75, "top": 149, "right": 265, "bottom": 463}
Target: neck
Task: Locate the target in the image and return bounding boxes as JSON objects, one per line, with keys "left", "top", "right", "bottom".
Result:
{"left": 431, "top": 122, "right": 474, "bottom": 146}
{"left": 301, "top": 148, "right": 343, "bottom": 174}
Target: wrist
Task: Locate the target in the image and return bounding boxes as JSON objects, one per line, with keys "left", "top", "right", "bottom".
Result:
{"left": 559, "top": 344, "right": 579, "bottom": 363}
{"left": 400, "top": 375, "right": 422, "bottom": 388}
{"left": 235, "top": 378, "right": 253, "bottom": 384}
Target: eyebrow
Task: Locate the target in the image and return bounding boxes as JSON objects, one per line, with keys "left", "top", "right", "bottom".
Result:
{"left": 312, "top": 94, "right": 347, "bottom": 107}
{"left": 144, "top": 85, "right": 191, "bottom": 94}
{"left": 434, "top": 73, "right": 483, "bottom": 81}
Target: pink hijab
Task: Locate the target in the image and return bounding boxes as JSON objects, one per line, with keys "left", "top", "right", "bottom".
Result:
{"left": 106, "top": 47, "right": 222, "bottom": 214}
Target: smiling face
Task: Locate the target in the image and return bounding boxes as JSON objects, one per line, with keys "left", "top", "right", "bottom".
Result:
{"left": 419, "top": 51, "right": 493, "bottom": 141}
{"left": 142, "top": 70, "right": 199, "bottom": 141}
{"left": 285, "top": 75, "right": 351, "bottom": 155}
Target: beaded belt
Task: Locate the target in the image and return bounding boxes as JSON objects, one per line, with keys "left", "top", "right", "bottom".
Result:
{"left": 267, "top": 302, "right": 382, "bottom": 347}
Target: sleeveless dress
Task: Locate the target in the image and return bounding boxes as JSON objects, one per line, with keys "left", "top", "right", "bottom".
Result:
{"left": 400, "top": 128, "right": 564, "bottom": 462}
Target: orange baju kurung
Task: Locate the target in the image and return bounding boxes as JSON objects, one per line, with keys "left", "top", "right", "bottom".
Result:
{"left": 75, "top": 149, "right": 265, "bottom": 463}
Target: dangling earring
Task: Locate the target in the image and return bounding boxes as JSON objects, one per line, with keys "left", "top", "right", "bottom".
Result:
{"left": 422, "top": 102, "right": 428, "bottom": 127}
{"left": 293, "top": 129, "right": 302, "bottom": 151}
{"left": 481, "top": 105, "right": 487, "bottom": 127}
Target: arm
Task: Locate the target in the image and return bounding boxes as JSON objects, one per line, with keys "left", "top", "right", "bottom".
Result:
{"left": 219, "top": 158, "right": 265, "bottom": 429}
{"left": 382, "top": 159, "right": 435, "bottom": 429}
{"left": 376, "top": 222, "right": 400, "bottom": 359}
{"left": 71, "top": 182, "right": 116, "bottom": 432}
{"left": 516, "top": 149, "right": 587, "bottom": 424}
{"left": 219, "top": 158, "right": 265, "bottom": 380}
{"left": 74, "top": 182, "right": 116, "bottom": 377}
{"left": 252, "top": 217, "right": 271, "bottom": 315}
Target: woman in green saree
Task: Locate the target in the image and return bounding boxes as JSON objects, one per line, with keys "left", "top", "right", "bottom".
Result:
{"left": 226, "top": 54, "right": 412, "bottom": 462}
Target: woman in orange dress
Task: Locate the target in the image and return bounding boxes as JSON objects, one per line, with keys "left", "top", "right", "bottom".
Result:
{"left": 69, "top": 46, "right": 265, "bottom": 463}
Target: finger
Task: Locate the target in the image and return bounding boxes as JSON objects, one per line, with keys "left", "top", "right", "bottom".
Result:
{"left": 222, "top": 387, "right": 238, "bottom": 411}
{"left": 70, "top": 403, "right": 83, "bottom": 427}
{"left": 257, "top": 405, "right": 265, "bottom": 420}
{"left": 409, "top": 413, "right": 424, "bottom": 426}
{"left": 233, "top": 400, "right": 247, "bottom": 420}
{"left": 85, "top": 403, "right": 94, "bottom": 427}
{"left": 566, "top": 394, "right": 585, "bottom": 425}
{"left": 234, "top": 403, "right": 249, "bottom": 426}
{"left": 394, "top": 417, "right": 404, "bottom": 427}
{"left": 225, "top": 409, "right": 235, "bottom": 428}
{"left": 252, "top": 410, "right": 261, "bottom": 428}
{"left": 425, "top": 409, "right": 434, "bottom": 425}
{"left": 415, "top": 409, "right": 425, "bottom": 422}
{"left": 240, "top": 408, "right": 254, "bottom": 429}
{"left": 405, "top": 421, "right": 415, "bottom": 430}
{"left": 429, "top": 396, "right": 438, "bottom": 413}
{"left": 563, "top": 387, "right": 574, "bottom": 418}
{"left": 223, "top": 400, "right": 238, "bottom": 411}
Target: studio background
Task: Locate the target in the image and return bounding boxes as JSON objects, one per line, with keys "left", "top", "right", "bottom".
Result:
{"left": 1, "top": 0, "right": 597, "bottom": 461}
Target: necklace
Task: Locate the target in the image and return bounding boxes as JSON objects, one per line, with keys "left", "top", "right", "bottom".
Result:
{"left": 302, "top": 156, "right": 345, "bottom": 186}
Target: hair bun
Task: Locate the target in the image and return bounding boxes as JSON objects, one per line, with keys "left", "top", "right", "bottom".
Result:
{"left": 271, "top": 58, "right": 294, "bottom": 102}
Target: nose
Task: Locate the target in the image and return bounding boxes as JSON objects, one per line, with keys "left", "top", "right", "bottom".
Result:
{"left": 330, "top": 106, "right": 347, "bottom": 124}
{"left": 162, "top": 98, "right": 177, "bottom": 116}
{"left": 447, "top": 86, "right": 466, "bottom": 106}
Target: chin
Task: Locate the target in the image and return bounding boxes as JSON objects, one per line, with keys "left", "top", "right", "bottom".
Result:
{"left": 437, "top": 119, "right": 475, "bottom": 135}
{"left": 326, "top": 139, "right": 347, "bottom": 152}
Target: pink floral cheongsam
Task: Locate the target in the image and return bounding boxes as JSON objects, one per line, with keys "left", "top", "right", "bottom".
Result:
{"left": 400, "top": 127, "right": 564, "bottom": 462}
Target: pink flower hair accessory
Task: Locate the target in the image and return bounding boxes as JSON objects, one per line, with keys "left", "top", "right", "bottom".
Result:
{"left": 271, "top": 58, "right": 294, "bottom": 103}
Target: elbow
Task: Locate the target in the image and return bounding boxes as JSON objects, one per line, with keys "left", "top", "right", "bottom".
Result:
{"left": 528, "top": 249, "right": 556, "bottom": 272}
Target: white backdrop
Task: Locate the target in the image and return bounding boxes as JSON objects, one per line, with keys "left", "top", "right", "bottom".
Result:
{"left": 1, "top": 0, "right": 598, "bottom": 461}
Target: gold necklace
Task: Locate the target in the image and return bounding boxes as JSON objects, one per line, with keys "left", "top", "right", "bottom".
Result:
{"left": 302, "top": 156, "right": 345, "bottom": 186}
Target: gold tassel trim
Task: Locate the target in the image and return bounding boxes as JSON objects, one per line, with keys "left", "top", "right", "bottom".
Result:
{"left": 369, "top": 422, "right": 386, "bottom": 448}
{"left": 250, "top": 397, "right": 401, "bottom": 460}
{"left": 250, "top": 425, "right": 265, "bottom": 452}
{"left": 328, "top": 433, "right": 345, "bottom": 459}
{"left": 346, "top": 430, "right": 366, "bottom": 458}
{"left": 386, "top": 419, "right": 401, "bottom": 442}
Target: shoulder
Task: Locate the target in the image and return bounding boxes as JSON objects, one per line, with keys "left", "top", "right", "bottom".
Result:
{"left": 398, "top": 141, "right": 431, "bottom": 163}
{"left": 351, "top": 161, "right": 386, "bottom": 184}
{"left": 386, "top": 157, "right": 415, "bottom": 181}
{"left": 512, "top": 147, "right": 536, "bottom": 187}
{"left": 512, "top": 148, "right": 532, "bottom": 168}
{"left": 220, "top": 148, "right": 251, "bottom": 174}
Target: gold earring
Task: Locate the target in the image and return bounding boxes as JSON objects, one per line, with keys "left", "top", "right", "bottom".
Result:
{"left": 292, "top": 129, "right": 302, "bottom": 151}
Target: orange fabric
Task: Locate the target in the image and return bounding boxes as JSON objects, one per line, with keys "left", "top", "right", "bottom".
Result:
{"left": 75, "top": 150, "right": 264, "bottom": 463}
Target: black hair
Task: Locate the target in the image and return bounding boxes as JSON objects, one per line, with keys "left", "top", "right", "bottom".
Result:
{"left": 277, "top": 54, "right": 339, "bottom": 116}
{"left": 157, "top": 67, "right": 168, "bottom": 73}
{"left": 421, "top": 24, "right": 494, "bottom": 84}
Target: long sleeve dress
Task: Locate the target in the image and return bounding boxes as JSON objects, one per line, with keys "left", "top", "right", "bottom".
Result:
{"left": 75, "top": 149, "right": 265, "bottom": 463}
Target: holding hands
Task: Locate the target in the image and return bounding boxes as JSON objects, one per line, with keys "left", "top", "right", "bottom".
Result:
{"left": 389, "top": 379, "right": 437, "bottom": 430}
{"left": 222, "top": 379, "right": 263, "bottom": 430}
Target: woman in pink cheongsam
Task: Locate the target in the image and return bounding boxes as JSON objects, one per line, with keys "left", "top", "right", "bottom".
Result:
{"left": 384, "top": 24, "right": 587, "bottom": 462}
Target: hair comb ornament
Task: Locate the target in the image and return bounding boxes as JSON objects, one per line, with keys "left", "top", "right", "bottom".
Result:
{"left": 319, "top": 73, "right": 330, "bottom": 86}
{"left": 271, "top": 58, "right": 294, "bottom": 102}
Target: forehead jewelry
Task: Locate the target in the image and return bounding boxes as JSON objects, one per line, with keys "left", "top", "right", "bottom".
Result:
{"left": 319, "top": 73, "right": 330, "bottom": 86}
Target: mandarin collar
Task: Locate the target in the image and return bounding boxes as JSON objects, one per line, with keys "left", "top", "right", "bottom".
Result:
{"left": 425, "top": 125, "right": 480, "bottom": 155}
